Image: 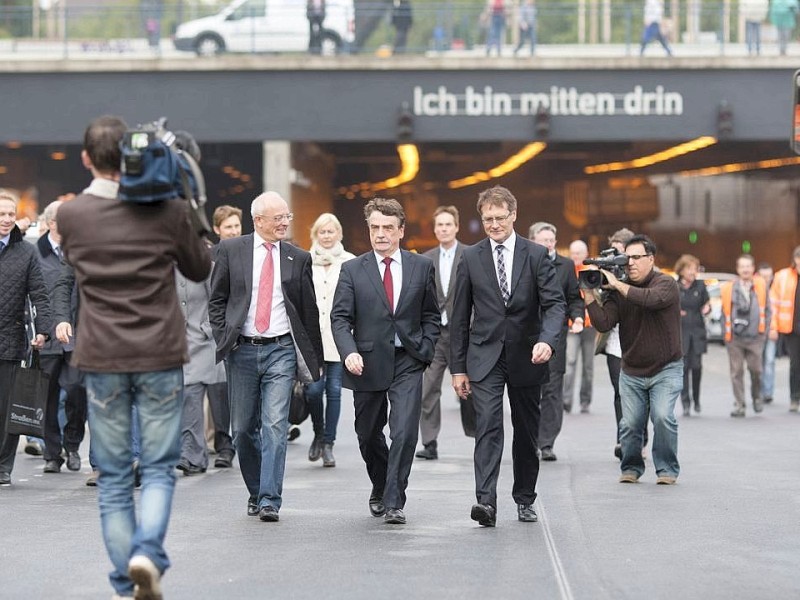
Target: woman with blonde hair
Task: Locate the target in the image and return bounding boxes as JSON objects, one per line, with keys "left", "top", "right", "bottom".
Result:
{"left": 675, "top": 254, "right": 710, "bottom": 416}
{"left": 306, "top": 213, "right": 355, "bottom": 466}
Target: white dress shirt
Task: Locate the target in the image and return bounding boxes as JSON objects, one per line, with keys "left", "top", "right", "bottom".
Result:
{"left": 376, "top": 249, "right": 403, "bottom": 346}
{"left": 243, "top": 234, "right": 290, "bottom": 337}
{"left": 490, "top": 232, "right": 516, "bottom": 298}
{"left": 439, "top": 244, "right": 455, "bottom": 326}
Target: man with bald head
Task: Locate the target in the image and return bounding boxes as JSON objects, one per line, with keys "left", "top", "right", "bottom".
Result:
{"left": 36, "top": 199, "right": 87, "bottom": 474}
{"left": 209, "top": 191, "right": 323, "bottom": 523}
{"left": 564, "top": 239, "right": 595, "bottom": 413}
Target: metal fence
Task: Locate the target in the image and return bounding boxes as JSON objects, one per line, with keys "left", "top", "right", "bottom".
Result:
{"left": 0, "top": 2, "right": 792, "bottom": 59}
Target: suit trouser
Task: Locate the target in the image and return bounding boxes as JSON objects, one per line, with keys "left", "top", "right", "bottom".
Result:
{"left": 470, "top": 350, "right": 540, "bottom": 508}
{"left": 181, "top": 383, "right": 210, "bottom": 469}
{"left": 353, "top": 349, "right": 423, "bottom": 510}
{"left": 420, "top": 326, "right": 451, "bottom": 446}
{"left": 205, "top": 381, "right": 234, "bottom": 456}
{"left": 564, "top": 327, "right": 595, "bottom": 409}
{"left": 538, "top": 327, "right": 568, "bottom": 450}
{"left": 0, "top": 360, "right": 20, "bottom": 476}
{"left": 40, "top": 352, "right": 87, "bottom": 462}
{"left": 727, "top": 335, "right": 765, "bottom": 410}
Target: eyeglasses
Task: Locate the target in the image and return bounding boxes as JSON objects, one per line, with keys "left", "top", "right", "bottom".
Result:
{"left": 256, "top": 213, "right": 294, "bottom": 223}
{"left": 627, "top": 254, "right": 652, "bottom": 262}
{"left": 481, "top": 213, "right": 512, "bottom": 226}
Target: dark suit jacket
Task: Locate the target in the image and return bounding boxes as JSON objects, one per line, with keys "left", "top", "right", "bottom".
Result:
{"left": 331, "top": 249, "right": 440, "bottom": 392}
{"left": 550, "top": 252, "right": 584, "bottom": 373}
{"left": 423, "top": 241, "right": 464, "bottom": 322}
{"left": 208, "top": 234, "right": 323, "bottom": 383}
{"left": 450, "top": 234, "right": 566, "bottom": 387}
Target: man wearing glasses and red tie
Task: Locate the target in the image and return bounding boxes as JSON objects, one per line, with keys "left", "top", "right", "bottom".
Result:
{"left": 584, "top": 234, "right": 682, "bottom": 486}
{"left": 209, "top": 192, "right": 323, "bottom": 523}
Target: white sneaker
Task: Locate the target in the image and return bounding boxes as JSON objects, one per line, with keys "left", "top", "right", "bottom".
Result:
{"left": 128, "top": 555, "right": 162, "bottom": 600}
{"left": 112, "top": 595, "right": 134, "bottom": 600}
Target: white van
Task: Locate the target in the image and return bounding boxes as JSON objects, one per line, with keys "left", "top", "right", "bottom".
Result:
{"left": 173, "top": 0, "right": 354, "bottom": 56}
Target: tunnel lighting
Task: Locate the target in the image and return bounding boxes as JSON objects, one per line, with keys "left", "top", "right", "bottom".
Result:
{"left": 678, "top": 156, "right": 800, "bottom": 177}
{"left": 584, "top": 136, "right": 717, "bottom": 175}
{"left": 6, "top": 141, "right": 21, "bottom": 149}
{"left": 338, "top": 144, "right": 420, "bottom": 196}
{"left": 50, "top": 151, "right": 67, "bottom": 161}
{"left": 447, "top": 142, "right": 547, "bottom": 190}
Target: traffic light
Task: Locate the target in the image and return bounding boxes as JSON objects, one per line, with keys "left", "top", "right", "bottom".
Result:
{"left": 534, "top": 105, "right": 550, "bottom": 139}
{"left": 717, "top": 101, "right": 733, "bottom": 139}
{"left": 396, "top": 101, "right": 414, "bottom": 143}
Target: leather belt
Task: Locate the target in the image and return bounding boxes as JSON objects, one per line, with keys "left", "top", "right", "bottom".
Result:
{"left": 238, "top": 334, "right": 291, "bottom": 346}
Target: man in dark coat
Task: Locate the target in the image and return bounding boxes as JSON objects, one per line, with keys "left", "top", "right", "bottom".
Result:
{"left": 529, "top": 221, "right": 583, "bottom": 462}
{"left": 0, "top": 191, "right": 52, "bottom": 486}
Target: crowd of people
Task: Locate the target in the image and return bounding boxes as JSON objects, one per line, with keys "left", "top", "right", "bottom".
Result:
{"left": 2, "top": 117, "right": 800, "bottom": 600}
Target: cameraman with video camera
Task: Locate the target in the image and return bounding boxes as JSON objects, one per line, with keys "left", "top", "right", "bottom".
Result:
{"left": 583, "top": 234, "right": 682, "bottom": 486}
{"left": 57, "top": 115, "right": 211, "bottom": 599}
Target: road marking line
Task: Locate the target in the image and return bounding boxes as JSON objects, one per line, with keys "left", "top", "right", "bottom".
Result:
{"left": 537, "top": 499, "right": 575, "bottom": 600}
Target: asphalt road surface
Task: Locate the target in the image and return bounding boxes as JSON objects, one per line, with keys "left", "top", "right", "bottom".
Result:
{"left": 1, "top": 344, "right": 798, "bottom": 599}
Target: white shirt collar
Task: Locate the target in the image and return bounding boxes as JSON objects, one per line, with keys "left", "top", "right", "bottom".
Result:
{"left": 254, "top": 232, "right": 279, "bottom": 250}
{"left": 374, "top": 248, "right": 402, "bottom": 265}
{"left": 47, "top": 233, "right": 60, "bottom": 253}
{"left": 82, "top": 177, "right": 119, "bottom": 199}
{"left": 490, "top": 231, "right": 516, "bottom": 253}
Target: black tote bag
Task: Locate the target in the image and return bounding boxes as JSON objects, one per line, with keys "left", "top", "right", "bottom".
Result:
{"left": 5, "top": 350, "right": 49, "bottom": 438}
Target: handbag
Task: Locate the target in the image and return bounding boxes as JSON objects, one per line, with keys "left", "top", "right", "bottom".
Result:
{"left": 5, "top": 349, "right": 49, "bottom": 438}
{"left": 460, "top": 395, "right": 476, "bottom": 438}
{"left": 288, "top": 380, "right": 310, "bottom": 425}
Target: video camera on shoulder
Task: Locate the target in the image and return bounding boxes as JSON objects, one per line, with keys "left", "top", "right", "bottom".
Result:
{"left": 578, "top": 248, "right": 629, "bottom": 289}
{"left": 119, "top": 117, "right": 211, "bottom": 236}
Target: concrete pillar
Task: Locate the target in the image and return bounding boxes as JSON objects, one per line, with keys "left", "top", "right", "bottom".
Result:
{"left": 578, "top": 0, "right": 586, "bottom": 44}
{"left": 602, "top": 0, "right": 611, "bottom": 43}
{"left": 589, "top": 0, "right": 598, "bottom": 44}
{"left": 263, "top": 140, "right": 292, "bottom": 235}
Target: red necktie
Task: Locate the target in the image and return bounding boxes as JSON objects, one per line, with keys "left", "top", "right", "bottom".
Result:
{"left": 383, "top": 256, "right": 394, "bottom": 313}
{"left": 255, "top": 242, "right": 274, "bottom": 332}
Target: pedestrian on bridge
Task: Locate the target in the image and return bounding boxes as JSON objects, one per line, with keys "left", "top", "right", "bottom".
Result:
{"left": 640, "top": 0, "right": 672, "bottom": 56}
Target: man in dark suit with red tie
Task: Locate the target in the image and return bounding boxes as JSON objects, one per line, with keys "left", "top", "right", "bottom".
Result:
{"left": 331, "top": 197, "right": 440, "bottom": 525}
{"left": 209, "top": 191, "right": 322, "bottom": 523}
{"left": 450, "top": 186, "right": 565, "bottom": 527}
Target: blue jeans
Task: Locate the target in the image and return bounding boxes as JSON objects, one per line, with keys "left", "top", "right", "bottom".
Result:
{"left": 89, "top": 403, "right": 141, "bottom": 470}
{"left": 761, "top": 337, "right": 777, "bottom": 400}
{"left": 640, "top": 21, "right": 672, "bottom": 55}
{"left": 227, "top": 338, "right": 296, "bottom": 510}
{"left": 745, "top": 20, "right": 761, "bottom": 54}
{"left": 306, "top": 361, "right": 343, "bottom": 444}
{"left": 486, "top": 13, "right": 505, "bottom": 55}
{"left": 619, "top": 360, "right": 682, "bottom": 479}
{"left": 85, "top": 368, "right": 183, "bottom": 596}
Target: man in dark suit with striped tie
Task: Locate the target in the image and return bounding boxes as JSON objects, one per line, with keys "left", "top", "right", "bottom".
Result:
{"left": 450, "top": 186, "right": 565, "bottom": 527}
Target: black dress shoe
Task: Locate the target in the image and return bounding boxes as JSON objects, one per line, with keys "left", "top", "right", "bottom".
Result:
{"left": 287, "top": 425, "right": 301, "bottom": 442}
{"left": 258, "top": 506, "right": 280, "bottom": 522}
{"left": 43, "top": 459, "right": 62, "bottom": 473}
{"left": 369, "top": 494, "right": 386, "bottom": 517}
{"left": 247, "top": 496, "right": 259, "bottom": 516}
{"left": 470, "top": 503, "right": 496, "bottom": 527}
{"left": 384, "top": 508, "right": 406, "bottom": 524}
{"left": 0, "top": 472, "right": 10, "bottom": 486}
{"left": 308, "top": 436, "right": 324, "bottom": 462}
{"left": 415, "top": 442, "right": 438, "bottom": 460}
{"left": 177, "top": 460, "right": 206, "bottom": 476}
{"left": 540, "top": 447, "right": 557, "bottom": 461}
{"left": 214, "top": 451, "right": 234, "bottom": 469}
{"left": 65, "top": 451, "right": 81, "bottom": 472}
{"left": 517, "top": 503, "right": 538, "bottom": 522}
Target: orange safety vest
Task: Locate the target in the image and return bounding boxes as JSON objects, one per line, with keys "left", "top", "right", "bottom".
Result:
{"left": 720, "top": 277, "right": 767, "bottom": 342}
{"left": 571, "top": 264, "right": 592, "bottom": 329}
{"left": 769, "top": 266, "right": 798, "bottom": 334}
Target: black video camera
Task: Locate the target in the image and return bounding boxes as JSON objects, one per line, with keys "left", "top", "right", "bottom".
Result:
{"left": 579, "top": 248, "right": 629, "bottom": 289}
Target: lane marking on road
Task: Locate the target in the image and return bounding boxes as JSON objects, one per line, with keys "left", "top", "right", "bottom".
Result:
{"left": 537, "top": 499, "right": 575, "bottom": 600}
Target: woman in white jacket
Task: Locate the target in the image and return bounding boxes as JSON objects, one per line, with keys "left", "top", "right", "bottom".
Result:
{"left": 306, "top": 213, "right": 355, "bottom": 467}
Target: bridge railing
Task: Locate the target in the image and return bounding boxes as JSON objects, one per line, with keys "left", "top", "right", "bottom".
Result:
{"left": 0, "top": 2, "right": 790, "bottom": 59}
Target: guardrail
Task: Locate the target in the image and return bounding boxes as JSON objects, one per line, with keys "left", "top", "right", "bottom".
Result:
{"left": 0, "top": 2, "right": 791, "bottom": 59}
